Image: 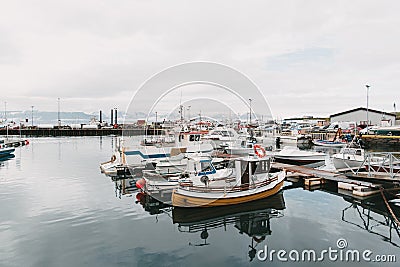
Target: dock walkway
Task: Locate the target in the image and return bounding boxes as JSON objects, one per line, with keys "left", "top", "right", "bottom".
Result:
{"left": 271, "top": 162, "right": 394, "bottom": 189}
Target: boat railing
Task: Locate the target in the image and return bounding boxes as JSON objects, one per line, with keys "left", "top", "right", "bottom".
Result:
{"left": 179, "top": 177, "right": 278, "bottom": 193}
{"left": 352, "top": 152, "right": 400, "bottom": 178}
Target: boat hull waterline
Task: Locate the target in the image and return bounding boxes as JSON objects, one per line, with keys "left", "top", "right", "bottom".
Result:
{"left": 172, "top": 173, "right": 285, "bottom": 208}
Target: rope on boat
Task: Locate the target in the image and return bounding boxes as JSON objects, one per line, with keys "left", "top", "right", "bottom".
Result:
{"left": 380, "top": 187, "right": 400, "bottom": 227}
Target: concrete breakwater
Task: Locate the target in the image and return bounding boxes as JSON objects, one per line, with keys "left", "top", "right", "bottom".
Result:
{"left": 0, "top": 128, "right": 164, "bottom": 137}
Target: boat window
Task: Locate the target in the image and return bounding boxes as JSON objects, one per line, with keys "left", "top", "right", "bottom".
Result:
{"left": 356, "top": 150, "right": 362, "bottom": 156}
{"left": 255, "top": 160, "right": 269, "bottom": 174}
{"left": 195, "top": 135, "right": 201, "bottom": 141}
{"left": 200, "top": 161, "right": 212, "bottom": 172}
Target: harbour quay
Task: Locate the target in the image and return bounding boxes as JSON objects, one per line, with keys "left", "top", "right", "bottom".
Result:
{"left": 0, "top": 126, "right": 164, "bottom": 137}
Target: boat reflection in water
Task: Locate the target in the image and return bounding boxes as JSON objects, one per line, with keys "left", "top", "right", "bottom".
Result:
{"left": 113, "top": 176, "right": 140, "bottom": 199}
{"left": 341, "top": 193, "right": 400, "bottom": 247}
{"left": 136, "top": 191, "right": 285, "bottom": 261}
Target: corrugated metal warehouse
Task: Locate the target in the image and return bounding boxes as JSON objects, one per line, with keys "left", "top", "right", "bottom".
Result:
{"left": 330, "top": 107, "right": 396, "bottom": 126}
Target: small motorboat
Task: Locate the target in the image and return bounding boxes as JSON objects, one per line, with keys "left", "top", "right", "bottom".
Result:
{"left": 171, "top": 155, "right": 285, "bottom": 208}
{"left": 139, "top": 155, "right": 233, "bottom": 203}
{"left": 332, "top": 147, "right": 365, "bottom": 170}
{"left": 273, "top": 146, "right": 326, "bottom": 165}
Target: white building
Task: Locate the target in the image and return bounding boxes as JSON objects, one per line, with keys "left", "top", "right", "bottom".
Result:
{"left": 330, "top": 107, "right": 396, "bottom": 126}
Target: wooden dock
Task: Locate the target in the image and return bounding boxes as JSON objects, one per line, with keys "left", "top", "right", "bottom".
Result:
{"left": 271, "top": 162, "right": 400, "bottom": 197}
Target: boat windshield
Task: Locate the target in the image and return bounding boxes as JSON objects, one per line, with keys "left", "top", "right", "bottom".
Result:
{"left": 200, "top": 161, "right": 212, "bottom": 172}
{"left": 254, "top": 160, "right": 270, "bottom": 174}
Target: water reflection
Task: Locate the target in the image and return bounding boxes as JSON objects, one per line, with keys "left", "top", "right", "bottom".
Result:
{"left": 133, "top": 190, "right": 285, "bottom": 261}
{"left": 341, "top": 195, "right": 400, "bottom": 248}
{"left": 113, "top": 176, "right": 139, "bottom": 199}
{"left": 0, "top": 154, "right": 16, "bottom": 171}
{"left": 173, "top": 193, "right": 285, "bottom": 261}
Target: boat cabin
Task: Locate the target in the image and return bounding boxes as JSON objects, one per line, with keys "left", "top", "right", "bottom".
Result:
{"left": 341, "top": 148, "right": 363, "bottom": 156}
{"left": 185, "top": 156, "right": 217, "bottom": 176}
{"left": 235, "top": 157, "right": 271, "bottom": 186}
{"left": 177, "top": 131, "right": 203, "bottom": 146}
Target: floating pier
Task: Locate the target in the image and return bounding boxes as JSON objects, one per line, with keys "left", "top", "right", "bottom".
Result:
{"left": 272, "top": 162, "right": 398, "bottom": 197}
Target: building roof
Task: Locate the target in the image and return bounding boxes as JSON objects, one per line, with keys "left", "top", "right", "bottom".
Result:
{"left": 330, "top": 107, "right": 396, "bottom": 118}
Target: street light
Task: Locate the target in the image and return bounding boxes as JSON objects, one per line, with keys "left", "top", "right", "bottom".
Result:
{"left": 57, "top": 97, "right": 61, "bottom": 128}
{"left": 31, "top": 106, "right": 34, "bottom": 127}
{"left": 365, "top": 85, "right": 370, "bottom": 128}
{"left": 249, "top": 98, "right": 252, "bottom": 124}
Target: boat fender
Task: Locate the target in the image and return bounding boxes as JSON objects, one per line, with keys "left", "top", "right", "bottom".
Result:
{"left": 136, "top": 178, "right": 146, "bottom": 190}
{"left": 253, "top": 144, "right": 266, "bottom": 158}
{"left": 253, "top": 236, "right": 266, "bottom": 243}
{"left": 200, "top": 230, "right": 209, "bottom": 240}
{"left": 200, "top": 175, "right": 209, "bottom": 185}
{"left": 110, "top": 155, "right": 117, "bottom": 162}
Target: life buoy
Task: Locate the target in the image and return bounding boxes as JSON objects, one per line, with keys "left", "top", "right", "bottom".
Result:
{"left": 253, "top": 144, "right": 266, "bottom": 158}
{"left": 110, "top": 155, "right": 117, "bottom": 162}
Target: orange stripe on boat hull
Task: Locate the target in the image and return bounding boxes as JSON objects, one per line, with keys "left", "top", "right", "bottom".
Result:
{"left": 172, "top": 180, "right": 284, "bottom": 208}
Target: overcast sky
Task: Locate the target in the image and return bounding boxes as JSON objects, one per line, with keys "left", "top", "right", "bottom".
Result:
{"left": 1, "top": 0, "right": 399, "bottom": 119}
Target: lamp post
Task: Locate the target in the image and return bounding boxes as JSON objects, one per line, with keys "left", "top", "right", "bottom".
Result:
{"left": 249, "top": 98, "right": 252, "bottom": 124}
{"left": 365, "top": 85, "right": 370, "bottom": 128}
{"left": 31, "top": 106, "right": 34, "bottom": 127}
{"left": 57, "top": 97, "right": 61, "bottom": 128}
{"left": 4, "top": 101, "right": 8, "bottom": 140}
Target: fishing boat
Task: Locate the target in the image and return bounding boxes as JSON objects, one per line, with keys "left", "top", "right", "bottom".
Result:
{"left": 124, "top": 130, "right": 214, "bottom": 166}
{"left": 201, "top": 127, "right": 239, "bottom": 148}
{"left": 171, "top": 155, "right": 285, "bottom": 208}
{"left": 273, "top": 146, "right": 326, "bottom": 165}
{"left": 313, "top": 127, "right": 348, "bottom": 147}
{"left": 221, "top": 136, "right": 266, "bottom": 156}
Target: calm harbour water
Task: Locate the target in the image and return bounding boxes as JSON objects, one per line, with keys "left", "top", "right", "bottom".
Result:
{"left": 0, "top": 136, "right": 399, "bottom": 266}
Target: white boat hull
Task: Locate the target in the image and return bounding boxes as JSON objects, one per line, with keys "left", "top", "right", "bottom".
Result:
{"left": 172, "top": 171, "right": 285, "bottom": 207}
